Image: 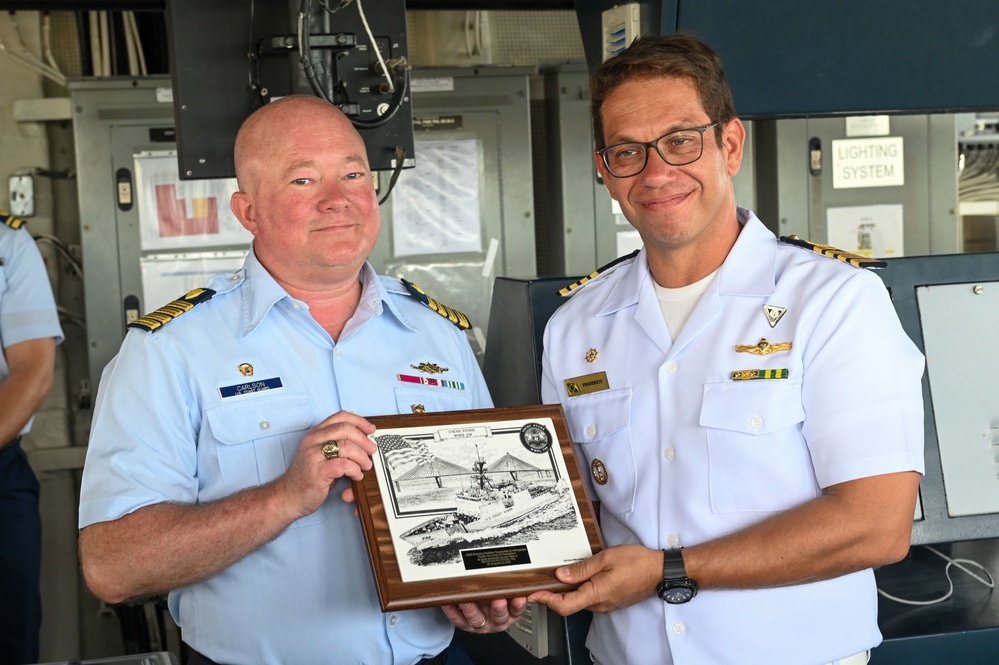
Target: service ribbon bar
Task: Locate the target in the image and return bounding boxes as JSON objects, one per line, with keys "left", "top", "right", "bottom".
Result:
{"left": 397, "top": 374, "right": 466, "bottom": 390}
{"left": 730, "top": 368, "right": 789, "bottom": 381}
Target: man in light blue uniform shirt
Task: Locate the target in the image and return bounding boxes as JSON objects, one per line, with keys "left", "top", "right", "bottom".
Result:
{"left": 78, "top": 96, "right": 525, "bottom": 665}
{"left": 530, "top": 35, "right": 924, "bottom": 665}
{"left": 0, "top": 212, "right": 63, "bottom": 665}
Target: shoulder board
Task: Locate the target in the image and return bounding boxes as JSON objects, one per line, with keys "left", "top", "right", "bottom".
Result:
{"left": 779, "top": 235, "right": 887, "bottom": 269}
{"left": 558, "top": 249, "right": 640, "bottom": 297}
{"left": 399, "top": 279, "right": 471, "bottom": 330}
{"left": 1, "top": 211, "right": 27, "bottom": 230}
{"left": 128, "top": 288, "right": 216, "bottom": 333}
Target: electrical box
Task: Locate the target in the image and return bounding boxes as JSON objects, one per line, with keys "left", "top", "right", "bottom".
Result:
{"left": 70, "top": 79, "right": 252, "bottom": 394}
{"left": 166, "top": 0, "right": 414, "bottom": 178}
{"left": 601, "top": 3, "right": 641, "bottom": 61}
{"left": 371, "top": 67, "right": 536, "bottom": 362}
{"left": 754, "top": 115, "right": 959, "bottom": 254}
{"left": 8, "top": 175, "right": 34, "bottom": 217}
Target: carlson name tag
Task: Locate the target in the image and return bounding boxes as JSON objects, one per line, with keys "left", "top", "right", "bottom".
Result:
{"left": 564, "top": 371, "right": 610, "bottom": 397}
{"left": 219, "top": 377, "right": 283, "bottom": 398}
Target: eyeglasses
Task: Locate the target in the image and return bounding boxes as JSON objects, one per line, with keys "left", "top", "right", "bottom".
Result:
{"left": 597, "top": 122, "right": 718, "bottom": 178}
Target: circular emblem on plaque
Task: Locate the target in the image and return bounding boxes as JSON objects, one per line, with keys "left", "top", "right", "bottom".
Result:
{"left": 519, "top": 422, "right": 552, "bottom": 453}
{"left": 591, "top": 458, "right": 609, "bottom": 485}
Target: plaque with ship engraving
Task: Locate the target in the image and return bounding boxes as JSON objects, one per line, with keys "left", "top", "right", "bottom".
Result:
{"left": 353, "top": 404, "right": 603, "bottom": 611}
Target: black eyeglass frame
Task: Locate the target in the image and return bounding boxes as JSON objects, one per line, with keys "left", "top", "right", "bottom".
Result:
{"left": 597, "top": 122, "right": 719, "bottom": 178}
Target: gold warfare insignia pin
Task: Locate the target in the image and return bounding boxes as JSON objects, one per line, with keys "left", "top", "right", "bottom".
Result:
{"left": 591, "top": 459, "right": 609, "bottom": 485}
{"left": 411, "top": 404, "right": 426, "bottom": 413}
{"left": 763, "top": 305, "right": 787, "bottom": 328}
{"left": 411, "top": 362, "right": 448, "bottom": 374}
{"left": 735, "top": 338, "right": 792, "bottom": 356}
{"left": 238, "top": 363, "right": 254, "bottom": 377}
{"left": 564, "top": 371, "right": 609, "bottom": 397}
{"left": 731, "top": 368, "right": 789, "bottom": 381}
{"left": 585, "top": 348, "right": 598, "bottom": 363}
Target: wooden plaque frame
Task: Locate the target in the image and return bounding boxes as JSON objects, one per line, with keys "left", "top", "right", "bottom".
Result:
{"left": 352, "top": 404, "right": 603, "bottom": 612}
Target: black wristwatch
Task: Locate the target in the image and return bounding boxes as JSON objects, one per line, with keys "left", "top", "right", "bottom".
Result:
{"left": 656, "top": 547, "right": 698, "bottom": 604}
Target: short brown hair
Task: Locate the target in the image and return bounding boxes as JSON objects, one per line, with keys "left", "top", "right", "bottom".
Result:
{"left": 590, "top": 33, "right": 736, "bottom": 150}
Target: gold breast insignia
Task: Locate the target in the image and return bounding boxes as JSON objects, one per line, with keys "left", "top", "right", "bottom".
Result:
{"left": 735, "top": 338, "right": 792, "bottom": 356}
{"left": 411, "top": 362, "right": 448, "bottom": 374}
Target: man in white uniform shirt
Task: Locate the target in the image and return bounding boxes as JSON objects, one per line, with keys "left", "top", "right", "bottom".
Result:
{"left": 529, "top": 34, "right": 925, "bottom": 665}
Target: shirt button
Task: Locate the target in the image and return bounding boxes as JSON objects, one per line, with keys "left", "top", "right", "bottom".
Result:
{"left": 389, "top": 614, "right": 397, "bottom": 625}
{"left": 667, "top": 533, "right": 680, "bottom": 547}
{"left": 335, "top": 348, "right": 343, "bottom": 358}
{"left": 259, "top": 420, "right": 270, "bottom": 430}
{"left": 750, "top": 416, "right": 763, "bottom": 430}
{"left": 585, "top": 425, "right": 596, "bottom": 439}
{"left": 672, "top": 622, "right": 685, "bottom": 635}
{"left": 664, "top": 447, "right": 675, "bottom": 461}
{"left": 665, "top": 361, "right": 678, "bottom": 375}
{"left": 292, "top": 303, "right": 302, "bottom": 311}
{"left": 229, "top": 274, "right": 239, "bottom": 282}
{"left": 367, "top": 301, "right": 378, "bottom": 310}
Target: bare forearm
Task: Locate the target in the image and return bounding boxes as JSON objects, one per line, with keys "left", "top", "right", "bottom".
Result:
{"left": 79, "top": 479, "right": 299, "bottom": 604}
{"left": 685, "top": 472, "right": 919, "bottom": 590}
{"left": 0, "top": 338, "right": 55, "bottom": 445}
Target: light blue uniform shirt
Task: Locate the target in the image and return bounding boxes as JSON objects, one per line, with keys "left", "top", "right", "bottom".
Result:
{"left": 0, "top": 222, "right": 65, "bottom": 436}
{"left": 542, "top": 209, "right": 925, "bottom": 665}
{"left": 79, "top": 248, "right": 491, "bottom": 664}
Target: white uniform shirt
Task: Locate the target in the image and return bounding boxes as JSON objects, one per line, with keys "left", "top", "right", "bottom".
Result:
{"left": 0, "top": 221, "right": 65, "bottom": 436}
{"left": 541, "top": 209, "right": 925, "bottom": 665}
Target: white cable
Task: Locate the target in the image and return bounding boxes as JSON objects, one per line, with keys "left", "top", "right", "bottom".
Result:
{"left": 877, "top": 545, "right": 995, "bottom": 606}
{"left": 88, "top": 12, "right": 101, "bottom": 76}
{"left": 41, "top": 13, "right": 63, "bottom": 75}
{"left": 123, "top": 11, "right": 139, "bottom": 76}
{"left": 0, "top": 37, "right": 67, "bottom": 86}
{"left": 126, "top": 11, "right": 147, "bottom": 76}
{"left": 4, "top": 12, "right": 66, "bottom": 84}
{"left": 99, "top": 11, "right": 111, "bottom": 76}
{"left": 464, "top": 11, "right": 474, "bottom": 57}
{"left": 355, "top": 0, "right": 393, "bottom": 92}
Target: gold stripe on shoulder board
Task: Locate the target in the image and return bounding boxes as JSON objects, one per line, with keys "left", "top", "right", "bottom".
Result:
{"left": 400, "top": 279, "right": 472, "bottom": 330}
{"left": 780, "top": 235, "right": 887, "bottom": 269}
{"left": 128, "top": 288, "right": 216, "bottom": 333}
{"left": 559, "top": 249, "right": 640, "bottom": 297}
{"left": 1, "top": 211, "right": 27, "bottom": 230}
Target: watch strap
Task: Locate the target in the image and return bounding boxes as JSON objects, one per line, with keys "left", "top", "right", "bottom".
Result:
{"left": 663, "top": 547, "right": 687, "bottom": 581}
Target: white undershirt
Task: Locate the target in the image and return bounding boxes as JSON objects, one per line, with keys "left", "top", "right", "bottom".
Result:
{"left": 653, "top": 268, "right": 719, "bottom": 341}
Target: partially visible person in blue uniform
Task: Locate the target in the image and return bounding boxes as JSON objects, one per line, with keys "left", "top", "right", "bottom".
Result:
{"left": 0, "top": 211, "right": 63, "bottom": 665}
{"left": 529, "top": 35, "right": 925, "bottom": 665}
{"left": 77, "top": 95, "right": 526, "bottom": 665}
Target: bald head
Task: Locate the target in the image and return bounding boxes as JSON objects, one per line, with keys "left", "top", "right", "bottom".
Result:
{"left": 233, "top": 95, "right": 363, "bottom": 192}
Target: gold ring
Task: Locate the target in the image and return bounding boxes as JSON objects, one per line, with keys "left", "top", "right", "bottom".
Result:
{"left": 321, "top": 440, "right": 340, "bottom": 460}
{"left": 471, "top": 618, "right": 486, "bottom": 629}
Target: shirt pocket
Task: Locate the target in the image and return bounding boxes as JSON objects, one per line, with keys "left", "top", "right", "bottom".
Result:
{"left": 393, "top": 386, "right": 474, "bottom": 414}
{"left": 562, "top": 387, "right": 637, "bottom": 517}
{"left": 205, "top": 392, "right": 330, "bottom": 527}
{"left": 700, "top": 379, "right": 816, "bottom": 514}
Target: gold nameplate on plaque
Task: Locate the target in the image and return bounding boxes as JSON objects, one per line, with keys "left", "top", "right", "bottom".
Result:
{"left": 564, "top": 371, "right": 610, "bottom": 397}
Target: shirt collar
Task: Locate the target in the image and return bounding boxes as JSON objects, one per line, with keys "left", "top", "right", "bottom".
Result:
{"left": 595, "top": 207, "right": 777, "bottom": 316}
{"left": 237, "top": 246, "right": 413, "bottom": 337}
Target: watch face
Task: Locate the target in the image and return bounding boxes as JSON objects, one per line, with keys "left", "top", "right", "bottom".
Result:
{"left": 657, "top": 580, "right": 696, "bottom": 604}
{"left": 663, "top": 586, "right": 694, "bottom": 604}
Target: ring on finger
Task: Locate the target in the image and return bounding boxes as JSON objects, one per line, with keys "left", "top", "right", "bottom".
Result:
{"left": 321, "top": 440, "right": 340, "bottom": 460}
{"left": 471, "top": 618, "right": 487, "bottom": 629}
